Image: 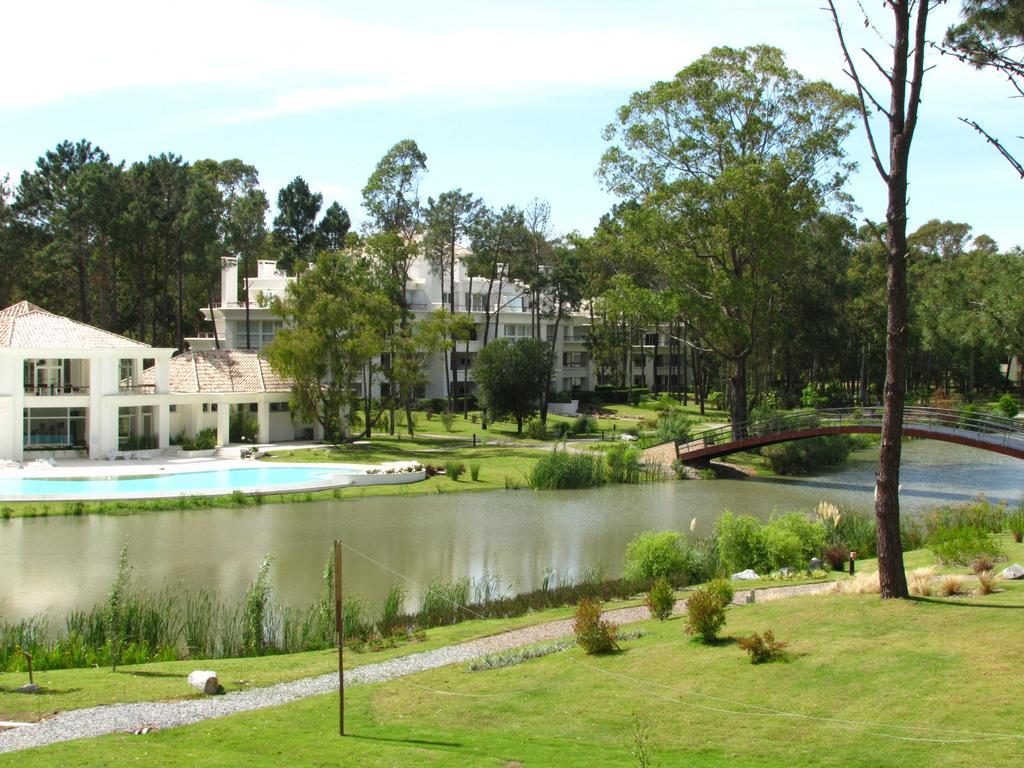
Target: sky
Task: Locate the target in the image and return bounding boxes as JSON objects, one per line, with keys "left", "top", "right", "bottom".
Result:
{"left": 2, "top": 0, "right": 1021, "bottom": 249}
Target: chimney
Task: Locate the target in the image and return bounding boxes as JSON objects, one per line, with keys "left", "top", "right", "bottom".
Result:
{"left": 222, "top": 257, "right": 238, "bottom": 306}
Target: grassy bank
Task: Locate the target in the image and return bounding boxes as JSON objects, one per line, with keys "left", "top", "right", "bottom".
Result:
{"left": 7, "top": 564, "right": 1022, "bottom": 767}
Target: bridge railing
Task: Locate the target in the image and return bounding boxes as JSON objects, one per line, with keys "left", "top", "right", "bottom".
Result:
{"left": 679, "top": 406, "right": 1024, "bottom": 458}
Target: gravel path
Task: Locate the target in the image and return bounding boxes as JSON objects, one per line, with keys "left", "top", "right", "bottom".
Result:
{"left": 0, "top": 581, "right": 832, "bottom": 754}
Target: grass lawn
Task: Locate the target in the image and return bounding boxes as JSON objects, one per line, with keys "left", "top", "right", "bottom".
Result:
{"left": 0, "top": 600, "right": 643, "bottom": 723}
{"left": 7, "top": 573, "right": 1022, "bottom": 767}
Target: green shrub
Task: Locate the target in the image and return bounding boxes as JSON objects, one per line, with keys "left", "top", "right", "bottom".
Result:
{"left": 179, "top": 428, "right": 218, "bottom": 451}
{"left": 927, "top": 526, "right": 1003, "bottom": 566}
{"left": 573, "top": 597, "right": 619, "bottom": 654}
{"left": 469, "top": 462, "right": 482, "bottom": 482}
{"left": 527, "top": 450, "right": 606, "bottom": 490}
{"left": 524, "top": 419, "right": 549, "bottom": 440}
{"left": 571, "top": 414, "right": 597, "bottom": 436}
{"left": 645, "top": 577, "right": 675, "bottom": 621}
{"left": 440, "top": 410, "right": 456, "bottom": 432}
{"left": 715, "top": 512, "right": 826, "bottom": 574}
{"left": 996, "top": 394, "right": 1019, "bottom": 419}
{"left": 605, "top": 443, "right": 642, "bottom": 484}
{"left": 444, "top": 460, "right": 466, "bottom": 480}
{"left": 738, "top": 630, "right": 787, "bottom": 664}
{"left": 624, "top": 531, "right": 700, "bottom": 584}
{"left": 655, "top": 410, "right": 691, "bottom": 444}
{"left": 242, "top": 555, "right": 273, "bottom": 656}
{"left": 1007, "top": 506, "right": 1024, "bottom": 543}
{"left": 761, "top": 435, "right": 854, "bottom": 475}
{"left": 684, "top": 580, "right": 732, "bottom": 643}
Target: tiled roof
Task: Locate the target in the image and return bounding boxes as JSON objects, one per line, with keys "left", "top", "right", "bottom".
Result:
{"left": 140, "top": 350, "right": 292, "bottom": 394}
{"left": 0, "top": 301, "right": 151, "bottom": 350}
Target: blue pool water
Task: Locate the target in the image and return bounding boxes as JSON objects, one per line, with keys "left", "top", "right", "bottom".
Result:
{"left": 0, "top": 465, "right": 359, "bottom": 499}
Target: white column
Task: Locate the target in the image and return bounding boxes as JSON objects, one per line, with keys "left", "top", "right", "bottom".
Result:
{"left": 88, "top": 357, "right": 103, "bottom": 458}
{"left": 257, "top": 400, "right": 270, "bottom": 444}
{"left": 155, "top": 357, "right": 169, "bottom": 394}
{"left": 157, "top": 403, "right": 170, "bottom": 450}
{"left": 4, "top": 358, "right": 24, "bottom": 461}
{"left": 216, "top": 402, "right": 230, "bottom": 446}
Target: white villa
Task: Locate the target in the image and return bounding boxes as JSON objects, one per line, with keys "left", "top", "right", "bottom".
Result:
{"left": 0, "top": 301, "right": 312, "bottom": 463}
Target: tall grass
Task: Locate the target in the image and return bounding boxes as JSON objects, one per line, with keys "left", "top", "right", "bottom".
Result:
{"left": 527, "top": 450, "right": 606, "bottom": 489}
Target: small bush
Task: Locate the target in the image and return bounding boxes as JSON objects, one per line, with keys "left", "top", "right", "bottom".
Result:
{"left": 468, "top": 461, "right": 481, "bottom": 482}
{"left": 738, "top": 630, "right": 787, "bottom": 664}
{"left": 822, "top": 544, "right": 848, "bottom": 572}
{"left": 835, "top": 571, "right": 880, "bottom": 595}
{"left": 524, "top": 419, "right": 549, "bottom": 440}
{"left": 573, "top": 597, "right": 619, "bottom": 654}
{"left": 996, "top": 394, "right": 1019, "bottom": 419}
{"left": 716, "top": 512, "right": 825, "bottom": 574}
{"left": 655, "top": 410, "right": 691, "bottom": 444}
{"left": 971, "top": 554, "right": 997, "bottom": 574}
{"left": 645, "top": 577, "right": 675, "bottom": 621}
{"left": 180, "top": 428, "right": 218, "bottom": 451}
{"left": 571, "top": 414, "right": 597, "bottom": 436}
{"left": 684, "top": 579, "right": 732, "bottom": 643}
{"left": 444, "top": 461, "right": 466, "bottom": 481}
{"left": 928, "top": 526, "right": 1002, "bottom": 566}
{"left": 605, "top": 443, "right": 643, "bottom": 484}
{"left": 440, "top": 410, "right": 456, "bottom": 432}
{"left": 623, "top": 531, "right": 702, "bottom": 585}
{"left": 1007, "top": 508, "right": 1024, "bottom": 544}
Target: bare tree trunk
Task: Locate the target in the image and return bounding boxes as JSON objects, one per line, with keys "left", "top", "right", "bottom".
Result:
{"left": 729, "top": 355, "right": 749, "bottom": 440}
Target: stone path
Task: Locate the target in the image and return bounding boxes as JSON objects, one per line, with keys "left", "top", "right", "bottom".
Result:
{"left": 0, "top": 582, "right": 831, "bottom": 754}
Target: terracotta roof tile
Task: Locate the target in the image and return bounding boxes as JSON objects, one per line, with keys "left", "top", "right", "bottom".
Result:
{"left": 141, "top": 350, "right": 292, "bottom": 394}
{"left": 0, "top": 301, "right": 150, "bottom": 350}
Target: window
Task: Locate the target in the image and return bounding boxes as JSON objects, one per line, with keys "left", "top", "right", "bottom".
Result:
{"left": 562, "top": 352, "right": 587, "bottom": 368}
{"left": 644, "top": 332, "right": 659, "bottom": 347}
{"left": 562, "top": 377, "right": 586, "bottom": 391}
{"left": 202, "top": 403, "right": 219, "bottom": 413}
{"left": 503, "top": 325, "right": 529, "bottom": 340}
{"left": 270, "top": 401, "right": 289, "bottom": 413}
{"left": 22, "top": 407, "right": 86, "bottom": 448}
{"left": 169, "top": 404, "right": 177, "bottom": 413}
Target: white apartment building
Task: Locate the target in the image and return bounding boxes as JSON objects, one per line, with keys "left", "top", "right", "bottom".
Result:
{"left": 187, "top": 255, "right": 604, "bottom": 400}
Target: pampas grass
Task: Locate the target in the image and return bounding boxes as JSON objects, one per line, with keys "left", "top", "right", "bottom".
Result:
{"left": 937, "top": 574, "right": 965, "bottom": 597}
{"left": 975, "top": 570, "right": 998, "bottom": 596}
{"left": 834, "top": 571, "right": 880, "bottom": 595}
{"left": 908, "top": 567, "right": 935, "bottom": 597}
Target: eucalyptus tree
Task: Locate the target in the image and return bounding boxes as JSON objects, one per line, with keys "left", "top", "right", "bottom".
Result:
{"left": 538, "top": 241, "right": 585, "bottom": 421}
{"left": 273, "top": 176, "right": 323, "bottom": 271}
{"left": 599, "top": 45, "right": 858, "bottom": 435}
{"left": 467, "top": 205, "right": 531, "bottom": 344}
{"left": 424, "top": 189, "right": 481, "bottom": 402}
{"left": 827, "top": 0, "right": 944, "bottom": 599}
{"left": 362, "top": 140, "right": 428, "bottom": 318}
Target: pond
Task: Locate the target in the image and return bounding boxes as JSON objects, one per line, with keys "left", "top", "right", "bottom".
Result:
{"left": 1, "top": 441, "right": 1020, "bottom": 622}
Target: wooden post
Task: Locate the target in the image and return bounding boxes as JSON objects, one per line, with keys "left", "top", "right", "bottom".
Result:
{"left": 334, "top": 539, "right": 344, "bottom": 736}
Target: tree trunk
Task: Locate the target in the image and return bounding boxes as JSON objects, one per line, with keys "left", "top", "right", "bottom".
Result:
{"left": 859, "top": 344, "right": 868, "bottom": 407}
{"left": 729, "top": 355, "right": 748, "bottom": 440}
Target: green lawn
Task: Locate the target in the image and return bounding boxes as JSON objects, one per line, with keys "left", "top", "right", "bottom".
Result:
{"left": 0, "top": 600, "right": 642, "bottom": 722}
{"left": 7, "top": 574, "right": 1022, "bottom": 767}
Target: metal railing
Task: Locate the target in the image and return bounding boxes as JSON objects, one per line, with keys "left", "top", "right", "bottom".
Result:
{"left": 678, "top": 406, "right": 1024, "bottom": 458}
{"left": 24, "top": 384, "right": 90, "bottom": 396}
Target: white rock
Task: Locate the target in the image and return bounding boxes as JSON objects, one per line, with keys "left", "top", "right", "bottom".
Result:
{"left": 999, "top": 563, "right": 1024, "bottom": 580}
{"left": 731, "top": 569, "right": 760, "bottom": 581}
{"left": 187, "top": 671, "right": 220, "bottom": 695}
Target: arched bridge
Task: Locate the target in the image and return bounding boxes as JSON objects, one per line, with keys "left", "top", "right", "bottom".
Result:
{"left": 676, "top": 407, "right": 1024, "bottom": 464}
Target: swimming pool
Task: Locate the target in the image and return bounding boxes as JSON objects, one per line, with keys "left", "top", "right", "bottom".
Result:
{"left": 0, "top": 465, "right": 366, "bottom": 501}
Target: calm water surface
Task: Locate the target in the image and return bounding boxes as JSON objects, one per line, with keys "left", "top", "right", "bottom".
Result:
{"left": 1, "top": 441, "right": 1020, "bottom": 621}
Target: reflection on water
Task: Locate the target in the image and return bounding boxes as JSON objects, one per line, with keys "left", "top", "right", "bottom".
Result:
{"left": 0, "top": 441, "right": 1020, "bottom": 621}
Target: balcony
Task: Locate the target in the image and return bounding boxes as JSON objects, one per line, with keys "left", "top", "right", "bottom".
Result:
{"left": 24, "top": 384, "right": 89, "bottom": 396}
{"left": 119, "top": 384, "right": 157, "bottom": 395}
